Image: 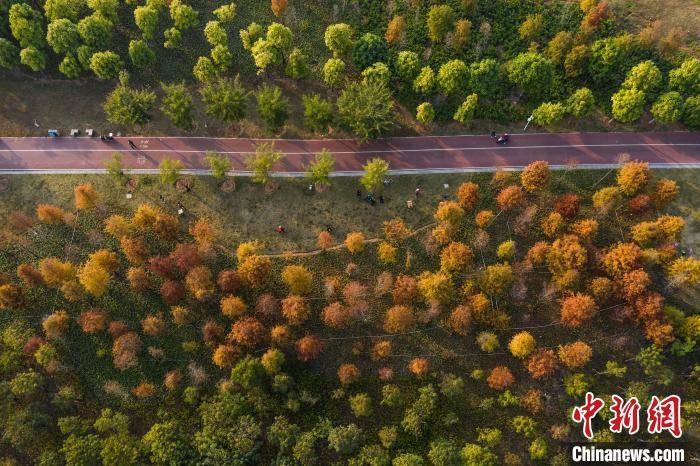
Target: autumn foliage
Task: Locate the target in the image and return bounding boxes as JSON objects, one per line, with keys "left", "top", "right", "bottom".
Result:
{"left": 520, "top": 161, "right": 550, "bottom": 192}
{"left": 560, "top": 294, "right": 597, "bottom": 328}
{"left": 456, "top": 182, "right": 479, "bottom": 209}
{"left": 296, "top": 334, "right": 324, "bottom": 361}
{"left": 487, "top": 366, "right": 515, "bottom": 390}
{"left": 496, "top": 185, "right": 524, "bottom": 210}
{"left": 526, "top": 348, "right": 559, "bottom": 379}
{"left": 558, "top": 341, "right": 592, "bottom": 368}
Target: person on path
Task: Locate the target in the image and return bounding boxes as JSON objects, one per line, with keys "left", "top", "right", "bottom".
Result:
{"left": 128, "top": 140, "right": 137, "bottom": 149}
{"left": 356, "top": 189, "right": 361, "bottom": 198}
{"left": 379, "top": 195, "right": 384, "bottom": 204}
{"left": 277, "top": 225, "right": 286, "bottom": 234}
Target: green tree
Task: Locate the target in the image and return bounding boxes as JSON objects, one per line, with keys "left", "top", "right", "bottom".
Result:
{"left": 454, "top": 93, "right": 478, "bottom": 124}
{"left": 395, "top": 50, "right": 420, "bottom": 82}
{"left": 651, "top": 91, "right": 683, "bottom": 124}
{"left": 90, "top": 50, "right": 122, "bottom": 79}
{"left": 200, "top": 77, "right": 248, "bottom": 124}
{"left": 469, "top": 59, "right": 501, "bottom": 100}
{"left": 164, "top": 27, "right": 182, "bottom": 49}
{"left": 352, "top": 33, "right": 388, "bottom": 70}
{"left": 210, "top": 44, "right": 233, "bottom": 71}
{"left": 159, "top": 158, "right": 183, "bottom": 185}
{"left": 0, "top": 39, "right": 19, "bottom": 69}
{"left": 19, "top": 46, "right": 45, "bottom": 71}
{"left": 134, "top": 5, "right": 159, "bottom": 40}
{"left": 88, "top": 0, "right": 118, "bottom": 20}
{"left": 205, "top": 152, "right": 232, "bottom": 180}
{"left": 567, "top": 87, "right": 595, "bottom": 118}
{"left": 438, "top": 59, "right": 469, "bottom": 96}
{"left": 59, "top": 53, "right": 80, "bottom": 77}
{"left": 545, "top": 31, "right": 574, "bottom": 64}
{"left": 104, "top": 152, "right": 126, "bottom": 185}
{"left": 103, "top": 74, "right": 156, "bottom": 126}
{"left": 246, "top": 143, "right": 283, "bottom": 185}
{"left": 413, "top": 66, "right": 436, "bottom": 95}
{"left": 682, "top": 95, "right": 700, "bottom": 129}
{"left": 213, "top": 3, "right": 236, "bottom": 23}
{"left": 204, "top": 20, "right": 227, "bottom": 46}
{"left": 193, "top": 56, "right": 216, "bottom": 82}
{"left": 143, "top": 421, "right": 192, "bottom": 465}
{"left": 322, "top": 58, "right": 345, "bottom": 87}
{"left": 622, "top": 60, "right": 662, "bottom": 98}
{"left": 337, "top": 81, "right": 394, "bottom": 142}
{"left": 327, "top": 424, "right": 362, "bottom": 455}
{"left": 169, "top": 0, "right": 198, "bottom": 30}
{"left": 44, "top": 0, "right": 86, "bottom": 22}
{"left": 305, "top": 149, "right": 335, "bottom": 188}
{"left": 611, "top": 87, "right": 645, "bottom": 123}
{"left": 9, "top": 3, "right": 45, "bottom": 48}
{"left": 361, "top": 158, "right": 389, "bottom": 192}
{"left": 393, "top": 453, "right": 424, "bottom": 466}
{"left": 324, "top": 23, "right": 354, "bottom": 57}
{"left": 160, "top": 82, "right": 194, "bottom": 130}
{"left": 46, "top": 19, "right": 79, "bottom": 54}
{"left": 588, "top": 35, "right": 638, "bottom": 89}
{"left": 101, "top": 434, "right": 142, "bottom": 465}
{"left": 285, "top": 48, "right": 308, "bottom": 79}
{"left": 416, "top": 102, "right": 435, "bottom": 125}
{"left": 302, "top": 94, "right": 333, "bottom": 133}
{"left": 78, "top": 14, "right": 111, "bottom": 49}
{"left": 428, "top": 439, "right": 460, "bottom": 466}
{"left": 256, "top": 85, "right": 289, "bottom": 131}
{"left": 532, "top": 102, "right": 566, "bottom": 126}
{"left": 507, "top": 52, "right": 554, "bottom": 99}
{"left": 362, "top": 62, "right": 391, "bottom": 86}
{"left": 460, "top": 444, "right": 497, "bottom": 466}
{"left": 519, "top": 13, "right": 543, "bottom": 41}
{"left": 128, "top": 39, "right": 154, "bottom": 70}
{"left": 61, "top": 434, "right": 102, "bottom": 466}
{"left": 669, "top": 58, "right": 700, "bottom": 96}
{"left": 401, "top": 385, "right": 437, "bottom": 437}
{"left": 427, "top": 4, "right": 455, "bottom": 42}
{"left": 239, "top": 22, "right": 263, "bottom": 50}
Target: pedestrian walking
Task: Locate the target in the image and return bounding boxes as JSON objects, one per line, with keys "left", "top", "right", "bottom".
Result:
{"left": 128, "top": 139, "right": 136, "bottom": 149}
{"left": 356, "top": 189, "right": 361, "bottom": 198}
{"left": 415, "top": 187, "right": 421, "bottom": 197}
{"left": 379, "top": 195, "right": 384, "bottom": 204}
{"left": 326, "top": 225, "right": 333, "bottom": 233}
{"left": 277, "top": 225, "right": 286, "bottom": 234}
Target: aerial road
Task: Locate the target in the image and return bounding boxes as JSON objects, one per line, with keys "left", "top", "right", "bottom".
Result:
{"left": 0, "top": 131, "right": 698, "bottom": 175}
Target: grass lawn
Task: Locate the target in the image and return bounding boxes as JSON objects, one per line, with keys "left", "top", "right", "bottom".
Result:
{"left": 1, "top": 168, "right": 698, "bottom": 254}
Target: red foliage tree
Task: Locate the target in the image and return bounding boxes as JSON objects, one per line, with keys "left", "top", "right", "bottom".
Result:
{"left": 17, "top": 264, "right": 44, "bottom": 287}
{"left": 554, "top": 193, "right": 580, "bottom": 219}
{"left": 628, "top": 194, "right": 652, "bottom": 214}
{"left": 560, "top": 293, "right": 597, "bottom": 327}
{"left": 526, "top": 348, "right": 559, "bottom": 379}
{"left": 169, "top": 242, "right": 202, "bottom": 273}
{"left": 217, "top": 269, "right": 242, "bottom": 294}
{"left": 161, "top": 280, "right": 185, "bottom": 305}
{"left": 203, "top": 320, "right": 225, "bottom": 347}
{"left": 282, "top": 295, "right": 311, "bottom": 326}
{"left": 228, "top": 317, "right": 266, "bottom": 348}
{"left": 112, "top": 332, "right": 142, "bottom": 370}
{"left": 496, "top": 185, "right": 525, "bottom": 211}
{"left": 392, "top": 274, "right": 418, "bottom": 304}
{"left": 338, "top": 363, "right": 360, "bottom": 385}
{"left": 127, "top": 267, "right": 151, "bottom": 292}
{"left": 148, "top": 256, "right": 179, "bottom": 280}
{"left": 448, "top": 305, "right": 472, "bottom": 336}
{"left": 487, "top": 366, "right": 515, "bottom": 390}
{"left": 619, "top": 269, "right": 651, "bottom": 301}
{"left": 296, "top": 334, "right": 324, "bottom": 361}
{"left": 78, "top": 309, "right": 108, "bottom": 333}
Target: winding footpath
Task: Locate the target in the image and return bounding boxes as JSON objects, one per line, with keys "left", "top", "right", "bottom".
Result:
{"left": 0, "top": 131, "right": 698, "bottom": 175}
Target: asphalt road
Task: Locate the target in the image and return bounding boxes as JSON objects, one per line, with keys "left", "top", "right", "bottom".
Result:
{"left": 0, "top": 131, "right": 698, "bottom": 174}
